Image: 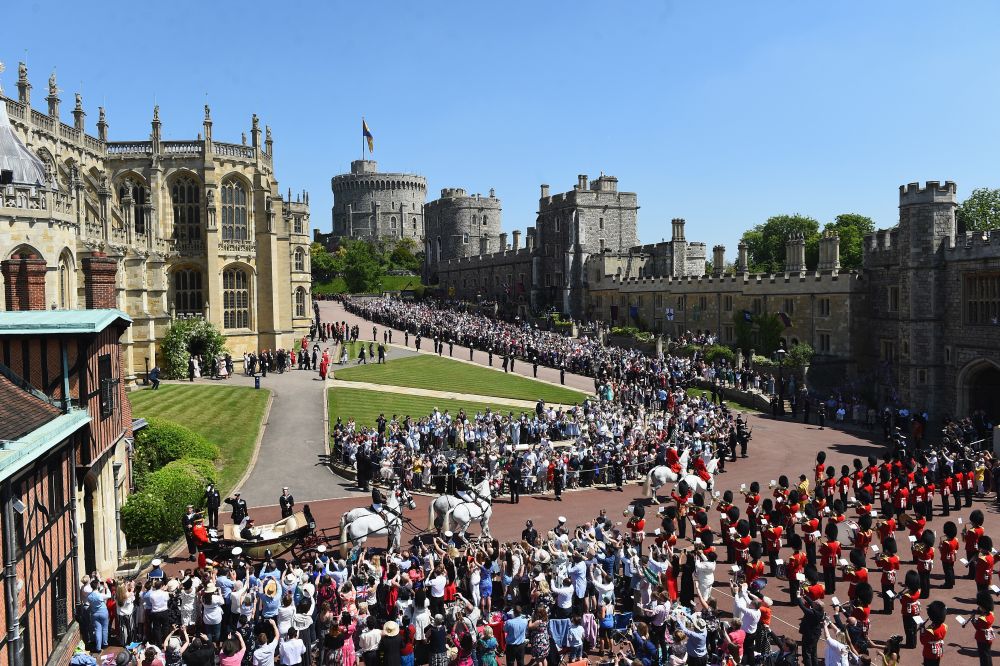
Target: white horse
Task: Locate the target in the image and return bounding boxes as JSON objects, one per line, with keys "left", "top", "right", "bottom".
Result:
{"left": 339, "top": 487, "right": 416, "bottom": 556}
{"left": 644, "top": 448, "right": 691, "bottom": 503}
{"left": 427, "top": 477, "right": 493, "bottom": 538}
{"left": 677, "top": 456, "right": 720, "bottom": 494}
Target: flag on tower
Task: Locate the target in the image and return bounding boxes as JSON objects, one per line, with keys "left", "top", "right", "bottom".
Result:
{"left": 778, "top": 311, "right": 792, "bottom": 328}
{"left": 362, "top": 118, "right": 374, "bottom": 153}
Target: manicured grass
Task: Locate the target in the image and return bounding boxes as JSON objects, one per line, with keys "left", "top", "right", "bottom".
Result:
{"left": 685, "top": 387, "right": 765, "bottom": 414}
{"left": 328, "top": 387, "right": 525, "bottom": 429}
{"left": 333, "top": 354, "right": 587, "bottom": 404}
{"left": 129, "top": 384, "right": 270, "bottom": 493}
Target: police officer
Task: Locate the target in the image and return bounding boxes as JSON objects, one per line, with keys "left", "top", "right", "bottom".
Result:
{"left": 509, "top": 456, "right": 522, "bottom": 504}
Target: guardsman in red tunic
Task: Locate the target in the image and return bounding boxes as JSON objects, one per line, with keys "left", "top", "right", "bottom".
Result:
{"left": 971, "top": 590, "right": 996, "bottom": 666}
{"left": 920, "top": 600, "right": 948, "bottom": 666}
{"left": 940, "top": 520, "right": 959, "bottom": 589}
{"left": 876, "top": 537, "right": 900, "bottom": 615}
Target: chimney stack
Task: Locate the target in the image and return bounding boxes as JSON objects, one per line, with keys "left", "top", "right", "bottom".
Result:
{"left": 499, "top": 232, "right": 508, "bottom": 251}
{"left": 540, "top": 184, "right": 550, "bottom": 199}
{"left": 512, "top": 230, "right": 521, "bottom": 251}
{"left": 526, "top": 229, "right": 535, "bottom": 252}
{"left": 737, "top": 241, "right": 749, "bottom": 274}
{"left": 818, "top": 231, "right": 841, "bottom": 272}
{"left": 1, "top": 254, "right": 48, "bottom": 311}
{"left": 784, "top": 232, "right": 806, "bottom": 274}
{"left": 82, "top": 252, "right": 119, "bottom": 309}
{"left": 577, "top": 174, "right": 589, "bottom": 191}
{"left": 712, "top": 245, "right": 725, "bottom": 277}
{"left": 671, "top": 218, "right": 686, "bottom": 242}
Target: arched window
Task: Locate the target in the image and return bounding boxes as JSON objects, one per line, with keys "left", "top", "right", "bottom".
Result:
{"left": 390, "top": 216, "right": 397, "bottom": 230}
{"left": 58, "top": 253, "right": 73, "bottom": 309}
{"left": 118, "top": 176, "right": 147, "bottom": 235}
{"left": 294, "top": 247, "right": 305, "bottom": 272}
{"left": 293, "top": 216, "right": 303, "bottom": 234}
{"left": 171, "top": 176, "right": 201, "bottom": 242}
{"left": 294, "top": 287, "right": 306, "bottom": 318}
{"left": 222, "top": 267, "right": 250, "bottom": 329}
{"left": 221, "top": 179, "right": 249, "bottom": 241}
{"left": 174, "top": 269, "right": 204, "bottom": 315}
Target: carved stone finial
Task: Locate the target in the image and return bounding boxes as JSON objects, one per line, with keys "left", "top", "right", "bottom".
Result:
{"left": 265, "top": 125, "right": 272, "bottom": 142}
{"left": 251, "top": 113, "right": 259, "bottom": 131}
{"left": 99, "top": 106, "right": 106, "bottom": 122}
{"left": 48, "top": 70, "right": 57, "bottom": 96}
{"left": 204, "top": 104, "right": 211, "bottom": 120}
{"left": 18, "top": 62, "right": 26, "bottom": 81}
{"left": 241, "top": 132, "right": 247, "bottom": 145}
{"left": 153, "top": 104, "right": 160, "bottom": 121}
{"left": 74, "top": 92, "right": 82, "bottom": 110}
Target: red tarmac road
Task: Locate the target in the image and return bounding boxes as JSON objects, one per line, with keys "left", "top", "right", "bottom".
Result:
{"left": 173, "top": 301, "right": 995, "bottom": 663}
{"left": 224, "top": 411, "right": 999, "bottom": 664}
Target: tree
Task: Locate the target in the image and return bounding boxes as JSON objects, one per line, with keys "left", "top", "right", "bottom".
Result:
{"left": 310, "top": 242, "right": 342, "bottom": 283}
{"left": 956, "top": 187, "right": 1000, "bottom": 232}
{"left": 160, "top": 318, "right": 227, "bottom": 379}
{"left": 756, "top": 312, "right": 785, "bottom": 356}
{"left": 740, "top": 214, "right": 821, "bottom": 273}
{"left": 825, "top": 213, "right": 874, "bottom": 270}
{"left": 342, "top": 240, "right": 383, "bottom": 293}
{"left": 389, "top": 241, "right": 421, "bottom": 272}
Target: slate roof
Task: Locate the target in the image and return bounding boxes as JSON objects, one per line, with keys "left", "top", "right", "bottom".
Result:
{"left": 0, "top": 372, "right": 61, "bottom": 442}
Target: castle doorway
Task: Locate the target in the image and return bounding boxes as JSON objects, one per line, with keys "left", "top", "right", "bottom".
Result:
{"left": 958, "top": 359, "right": 1000, "bottom": 422}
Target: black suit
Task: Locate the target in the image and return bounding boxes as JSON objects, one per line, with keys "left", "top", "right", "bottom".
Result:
{"left": 225, "top": 497, "right": 248, "bottom": 524}
{"left": 205, "top": 488, "right": 221, "bottom": 528}
{"left": 181, "top": 511, "right": 197, "bottom": 556}
{"left": 279, "top": 493, "right": 295, "bottom": 518}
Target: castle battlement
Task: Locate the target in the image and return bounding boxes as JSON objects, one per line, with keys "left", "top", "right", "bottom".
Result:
{"left": 945, "top": 230, "right": 1000, "bottom": 260}
{"left": 899, "top": 180, "right": 957, "bottom": 206}
{"left": 597, "top": 269, "right": 861, "bottom": 292}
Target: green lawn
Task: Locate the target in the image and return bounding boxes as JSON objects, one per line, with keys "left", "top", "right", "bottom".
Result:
{"left": 129, "top": 384, "right": 271, "bottom": 493}
{"left": 328, "top": 387, "right": 526, "bottom": 430}
{"left": 685, "top": 387, "right": 765, "bottom": 414}
{"left": 333, "top": 353, "right": 587, "bottom": 403}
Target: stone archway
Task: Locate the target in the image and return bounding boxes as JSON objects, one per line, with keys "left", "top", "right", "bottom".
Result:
{"left": 957, "top": 359, "right": 1000, "bottom": 421}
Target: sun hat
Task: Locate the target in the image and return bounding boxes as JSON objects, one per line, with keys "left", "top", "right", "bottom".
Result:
{"left": 165, "top": 579, "right": 179, "bottom": 593}
{"left": 205, "top": 583, "right": 218, "bottom": 594}
{"left": 383, "top": 621, "right": 400, "bottom": 636}
{"left": 264, "top": 579, "right": 278, "bottom": 596}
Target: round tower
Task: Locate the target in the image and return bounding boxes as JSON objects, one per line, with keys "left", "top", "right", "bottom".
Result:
{"left": 424, "top": 188, "right": 503, "bottom": 278}
{"left": 330, "top": 160, "right": 427, "bottom": 241}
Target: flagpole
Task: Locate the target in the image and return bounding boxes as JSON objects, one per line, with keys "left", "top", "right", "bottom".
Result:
{"left": 362, "top": 116, "right": 365, "bottom": 162}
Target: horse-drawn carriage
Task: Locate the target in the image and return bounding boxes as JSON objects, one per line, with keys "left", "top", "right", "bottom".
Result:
{"left": 202, "top": 505, "right": 323, "bottom": 561}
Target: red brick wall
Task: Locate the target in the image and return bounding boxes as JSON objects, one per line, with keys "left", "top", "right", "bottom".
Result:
{"left": 1, "top": 256, "right": 48, "bottom": 311}
{"left": 82, "top": 254, "right": 118, "bottom": 310}
{"left": 0, "top": 440, "right": 77, "bottom": 666}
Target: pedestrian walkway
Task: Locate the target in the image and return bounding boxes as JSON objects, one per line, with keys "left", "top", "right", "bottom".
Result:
{"left": 231, "top": 366, "right": 366, "bottom": 507}
{"left": 329, "top": 378, "right": 566, "bottom": 409}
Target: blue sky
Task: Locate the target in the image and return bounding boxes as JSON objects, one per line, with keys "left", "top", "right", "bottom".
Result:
{"left": 4, "top": 1, "right": 999, "bottom": 251}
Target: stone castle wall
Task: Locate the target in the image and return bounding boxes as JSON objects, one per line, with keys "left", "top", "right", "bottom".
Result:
{"left": 0, "top": 68, "right": 311, "bottom": 381}
{"left": 424, "top": 188, "right": 502, "bottom": 279}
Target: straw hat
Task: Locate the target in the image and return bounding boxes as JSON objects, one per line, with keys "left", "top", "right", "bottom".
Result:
{"left": 264, "top": 579, "right": 278, "bottom": 596}
{"left": 383, "top": 621, "right": 400, "bottom": 636}
{"left": 165, "top": 579, "right": 179, "bottom": 593}
{"left": 205, "top": 583, "right": 218, "bottom": 594}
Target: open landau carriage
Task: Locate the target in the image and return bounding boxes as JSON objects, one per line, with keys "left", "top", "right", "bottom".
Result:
{"left": 202, "top": 505, "right": 320, "bottom": 561}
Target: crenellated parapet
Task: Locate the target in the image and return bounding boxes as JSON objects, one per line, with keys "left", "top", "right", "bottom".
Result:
{"left": 899, "top": 180, "right": 957, "bottom": 206}
{"left": 946, "top": 229, "right": 1000, "bottom": 260}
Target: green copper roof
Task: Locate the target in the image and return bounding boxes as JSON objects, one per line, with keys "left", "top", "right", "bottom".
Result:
{"left": 0, "top": 408, "right": 90, "bottom": 480}
{"left": 0, "top": 309, "right": 131, "bottom": 335}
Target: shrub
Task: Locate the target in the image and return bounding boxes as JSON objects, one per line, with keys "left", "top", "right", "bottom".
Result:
{"left": 133, "top": 419, "right": 219, "bottom": 486}
{"left": 142, "top": 459, "right": 216, "bottom": 539}
{"left": 121, "top": 492, "right": 169, "bottom": 547}
{"left": 785, "top": 343, "right": 815, "bottom": 368}
{"left": 704, "top": 344, "right": 735, "bottom": 364}
{"left": 160, "top": 318, "right": 227, "bottom": 379}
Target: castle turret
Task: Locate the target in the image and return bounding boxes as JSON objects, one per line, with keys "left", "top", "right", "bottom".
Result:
{"left": 331, "top": 160, "right": 427, "bottom": 241}
{"left": 712, "top": 245, "right": 725, "bottom": 277}
{"left": 670, "top": 219, "right": 687, "bottom": 277}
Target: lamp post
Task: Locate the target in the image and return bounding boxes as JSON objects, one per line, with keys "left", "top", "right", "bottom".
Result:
{"left": 775, "top": 345, "right": 787, "bottom": 416}
{"left": 144, "top": 357, "right": 150, "bottom": 386}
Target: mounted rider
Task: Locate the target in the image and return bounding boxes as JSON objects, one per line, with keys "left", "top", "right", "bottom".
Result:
{"left": 371, "top": 485, "right": 390, "bottom": 522}
{"left": 664, "top": 446, "right": 682, "bottom": 475}
{"left": 693, "top": 456, "right": 712, "bottom": 483}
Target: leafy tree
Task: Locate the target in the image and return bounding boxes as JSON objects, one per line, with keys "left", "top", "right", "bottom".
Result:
{"left": 741, "top": 215, "right": 821, "bottom": 273}
{"left": 733, "top": 311, "right": 753, "bottom": 352}
{"left": 389, "top": 242, "right": 421, "bottom": 272}
{"left": 160, "top": 318, "right": 227, "bottom": 379}
{"left": 956, "top": 187, "right": 1000, "bottom": 232}
{"left": 310, "top": 242, "right": 342, "bottom": 283}
{"left": 784, "top": 342, "right": 815, "bottom": 368}
{"left": 342, "top": 240, "right": 384, "bottom": 293}
{"left": 756, "top": 312, "right": 785, "bottom": 356}
{"left": 825, "top": 213, "right": 875, "bottom": 270}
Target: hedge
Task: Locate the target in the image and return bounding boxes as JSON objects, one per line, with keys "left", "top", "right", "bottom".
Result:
{"left": 120, "top": 492, "right": 170, "bottom": 547}
{"left": 133, "top": 418, "right": 219, "bottom": 485}
{"left": 123, "top": 460, "right": 217, "bottom": 546}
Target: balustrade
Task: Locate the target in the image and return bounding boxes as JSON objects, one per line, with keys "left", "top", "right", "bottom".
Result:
{"left": 218, "top": 239, "right": 257, "bottom": 254}
{"left": 213, "top": 142, "right": 255, "bottom": 159}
